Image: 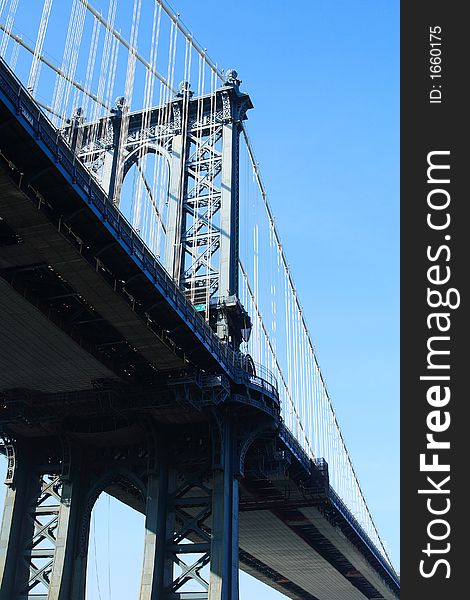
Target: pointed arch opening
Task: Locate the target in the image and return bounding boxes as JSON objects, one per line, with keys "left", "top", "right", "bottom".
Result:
{"left": 119, "top": 145, "right": 171, "bottom": 262}
{"left": 85, "top": 472, "right": 146, "bottom": 600}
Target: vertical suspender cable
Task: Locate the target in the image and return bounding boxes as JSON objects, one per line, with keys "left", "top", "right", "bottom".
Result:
{"left": 0, "top": 0, "right": 19, "bottom": 57}
{"left": 81, "top": 15, "right": 100, "bottom": 120}
{"left": 9, "top": 35, "right": 19, "bottom": 70}
{"left": 27, "top": 0, "right": 53, "bottom": 95}
{"left": 60, "top": 0, "right": 86, "bottom": 122}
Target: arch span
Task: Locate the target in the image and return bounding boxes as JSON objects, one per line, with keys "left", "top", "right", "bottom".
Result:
{"left": 84, "top": 470, "right": 146, "bottom": 600}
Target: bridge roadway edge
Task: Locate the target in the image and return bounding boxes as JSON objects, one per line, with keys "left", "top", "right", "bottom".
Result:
{"left": 0, "top": 59, "right": 399, "bottom": 600}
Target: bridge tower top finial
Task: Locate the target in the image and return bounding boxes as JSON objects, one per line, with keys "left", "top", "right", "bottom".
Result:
{"left": 111, "top": 96, "right": 127, "bottom": 116}
{"left": 71, "top": 106, "right": 85, "bottom": 126}
{"left": 176, "top": 80, "right": 194, "bottom": 98}
{"left": 224, "top": 69, "right": 241, "bottom": 88}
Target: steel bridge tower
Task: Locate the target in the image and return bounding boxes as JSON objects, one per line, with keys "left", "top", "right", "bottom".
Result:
{"left": 74, "top": 68, "right": 253, "bottom": 351}
{"left": 0, "top": 70, "right": 285, "bottom": 600}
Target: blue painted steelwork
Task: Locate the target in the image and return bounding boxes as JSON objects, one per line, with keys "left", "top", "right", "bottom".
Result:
{"left": 0, "top": 56, "right": 399, "bottom": 597}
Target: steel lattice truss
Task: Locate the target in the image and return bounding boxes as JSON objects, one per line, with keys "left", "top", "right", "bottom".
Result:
{"left": 181, "top": 125, "right": 223, "bottom": 305}
{"left": 21, "top": 473, "right": 62, "bottom": 598}
{"left": 168, "top": 471, "right": 214, "bottom": 598}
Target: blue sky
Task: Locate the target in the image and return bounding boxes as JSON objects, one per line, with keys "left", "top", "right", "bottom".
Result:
{"left": 0, "top": 0, "right": 399, "bottom": 596}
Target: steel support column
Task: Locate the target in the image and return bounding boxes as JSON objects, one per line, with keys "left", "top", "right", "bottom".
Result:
{"left": 209, "top": 418, "right": 239, "bottom": 600}
{"left": 47, "top": 467, "right": 89, "bottom": 600}
{"left": 139, "top": 460, "right": 176, "bottom": 599}
{"left": 164, "top": 125, "right": 187, "bottom": 282}
{"left": 218, "top": 116, "right": 240, "bottom": 299}
{"left": 137, "top": 416, "right": 240, "bottom": 600}
{"left": 0, "top": 450, "right": 30, "bottom": 599}
{"left": 0, "top": 443, "right": 90, "bottom": 600}
{"left": 107, "top": 97, "right": 126, "bottom": 204}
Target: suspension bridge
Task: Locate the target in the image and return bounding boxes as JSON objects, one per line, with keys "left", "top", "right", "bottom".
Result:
{"left": 0, "top": 1, "right": 399, "bottom": 599}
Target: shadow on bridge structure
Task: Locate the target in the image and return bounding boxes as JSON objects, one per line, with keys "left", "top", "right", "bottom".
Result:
{"left": 0, "top": 2, "right": 399, "bottom": 599}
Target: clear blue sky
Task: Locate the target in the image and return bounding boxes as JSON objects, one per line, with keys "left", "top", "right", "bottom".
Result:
{"left": 0, "top": 0, "right": 399, "bottom": 596}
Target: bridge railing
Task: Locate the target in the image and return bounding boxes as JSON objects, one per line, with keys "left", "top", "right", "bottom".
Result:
{"left": 329, "top": 488, "right": 400, "bottom": 585}
{"left": 278, "top": 423, "right": 399, "bottom": 587}
{"left": 246, "top": 361, "right": 278, "bottom": 398}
